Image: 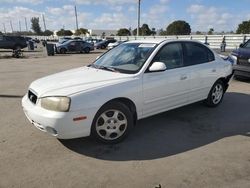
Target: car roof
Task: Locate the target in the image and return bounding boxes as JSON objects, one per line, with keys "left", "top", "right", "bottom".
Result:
{"left": 125, "top": 39, "right": 209, "bottom": 46}
{"left": 125, "top": 39, "right": 167, "bottom": 44}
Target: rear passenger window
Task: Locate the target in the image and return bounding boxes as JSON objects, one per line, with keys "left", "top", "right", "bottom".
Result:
{"left": 153, "top": 43, "right": 183, "bottom": 69}
{"left": 184, "top": 42, "right": 215, "bottom": 66}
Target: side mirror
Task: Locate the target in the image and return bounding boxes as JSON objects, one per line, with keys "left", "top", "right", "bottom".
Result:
{"left": 149, "top": 62, "right": 166, "bottom": 72}
{"left": 239, "top": 43, "right": 244, "bottom": 48}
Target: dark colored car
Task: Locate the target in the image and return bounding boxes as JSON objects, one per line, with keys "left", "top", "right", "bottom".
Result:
{"left": 56, "top": 40, "right": 94, "bottom": 54}
{"left": 58, "top": 37, "right": 72, "bottom": 44}
{"left": 231, "top": 39, "right": 250, "bottom": 78}
{"left": 0, "top": 35, "right": 27, "bottom": 50}
{"left": 95, "top": 39, "right": 116, "bottom": 49}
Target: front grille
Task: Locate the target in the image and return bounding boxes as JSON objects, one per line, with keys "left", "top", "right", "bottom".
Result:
{"left": 238, "top": 58, "right": 250, "bottom": 67}
{"left": 28, "top": 90, "right": 37, "bottom": 104}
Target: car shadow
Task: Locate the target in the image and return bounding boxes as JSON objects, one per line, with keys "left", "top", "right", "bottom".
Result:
{"left": 234, "top": 76, "right": 250, "bottom": 83}
{"left": 60, "top": 92, "right": 250, "bottom": 161}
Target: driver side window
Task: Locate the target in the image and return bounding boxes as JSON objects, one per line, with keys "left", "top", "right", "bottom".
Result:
{"left": 152, "top": 43, "right": 183, "bottom": 69}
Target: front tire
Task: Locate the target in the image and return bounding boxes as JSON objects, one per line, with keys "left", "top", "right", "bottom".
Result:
{"left": 84, "top": 47, "right": 90, "bottom": 53}
{"left": 204, "top": 80, "right": 225, "bottom": 107}
{"left": 91, "top": 102, "right": 133, "bottom": 144}
{"left": 60, "top": 48, "right": 66, "bottom": 54}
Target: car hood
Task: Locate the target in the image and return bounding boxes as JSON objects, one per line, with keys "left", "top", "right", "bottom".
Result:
{"left": 55, "top": 43, "right": 65, "bottom": 47}
{"left": 29, "top": 66, "right": 134, "bottom": 97}
{"left": 232, "top": 48, "right": 250, "bottom": 58}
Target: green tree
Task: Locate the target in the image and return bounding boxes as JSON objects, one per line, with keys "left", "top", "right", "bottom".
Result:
{"left": 141, "top": 24, "right": 152, "bottom": 35}
{"left": 56, "top": 29, "right": 73, "bottom": 36}
{"left": 117, "top": 28, "right": 131, "bottom": 36}
{"left": 132, "top": 23, "right": 152, "bottom": 36}
{"left": 159, "top": 29, "right": 167, "bottom": 36}
{"left": 166, "top": 20, "right": 191, "bottom": 35}
{"left": 43, "top": 30, "right": 53, "bottom": 36}
{"left": 208, "top": 28, "right": 214, "bottom": 35}
{"left": 75, "top": 28, "right": 89, "bottom": 36}
{"left": 31, "top": 17, "right": 42, "bottom": 34}
{"left": 196, "top": 31, "right": 202, "bottom": 35}
{"left": 151, "top": 28, "right": 156, "bottom": 36}
{"left": 0, "top": 31, "right": 3, "bottom": 35}
{"left": 236, "top": 20, "right": 250, "bottom": 34}
{"left": 132, "top": 28, "right": 141, "bottom": 35}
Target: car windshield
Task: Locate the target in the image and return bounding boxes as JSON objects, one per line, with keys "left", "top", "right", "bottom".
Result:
{"left": 92, "top": 43, "right": 157, "bottom": 74}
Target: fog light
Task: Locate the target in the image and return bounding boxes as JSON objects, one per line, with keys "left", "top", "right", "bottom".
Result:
{"left": 45, "top": 127, "right": 58, "bottom": 136}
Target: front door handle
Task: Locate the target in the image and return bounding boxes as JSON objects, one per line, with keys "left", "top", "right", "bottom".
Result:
{"left": 180, "top": 75, "right": 187, "bottom": 80}
{"left": 212, "top": 69, "right": 216, "bottom": 72}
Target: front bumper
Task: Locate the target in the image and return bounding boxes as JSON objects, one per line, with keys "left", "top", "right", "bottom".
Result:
{"left": 233, "top": 65, "right": 250, "bottom": 78}
{"left": 22, "top": 94, "right": 95, "bottom": 139}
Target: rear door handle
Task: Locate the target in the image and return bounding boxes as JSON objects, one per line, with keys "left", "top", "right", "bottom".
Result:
{"left": 212, "top": 69, "right": 216, "bottom": 72}
{"left": 180, "top": 75, "right": 187, "bottom": 80}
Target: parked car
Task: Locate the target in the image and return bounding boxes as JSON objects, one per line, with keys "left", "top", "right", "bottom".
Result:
{"left": 56, "top": 40, "right": 94, "bottom": 54}
{"left": 230, "top": 39, "right": 250, "bottom": 79}
{"left": 58, "top": 37, "right": 72, "bottom": 44}
{"left": 86, "top": 39, "right": 103, "bottom": 44}
{"left": 22, "top": 40, "right": 232, "bottom": 143}
{"left": 107, "top": 41, "right": 126, "bottom": 50}
{"left": 73, "top": 37, "right": 83, "bottom": 40}
{"left": 0, "top": 35, "right": 27, "bottom": 50}
{"left": 95, "top": 39, "right": 116, "bottom": 49}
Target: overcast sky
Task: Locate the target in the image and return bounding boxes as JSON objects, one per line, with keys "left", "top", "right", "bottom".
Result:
{"left": 1, "top": 0, "right": 250, "bottom": 33}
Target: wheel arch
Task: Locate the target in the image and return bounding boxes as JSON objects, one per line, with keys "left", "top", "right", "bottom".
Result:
{"left": 100, "top": 97, "right": 138, "bottom": 126}
{"left": 216, "top": 76, "right": 231, "bottom": 92}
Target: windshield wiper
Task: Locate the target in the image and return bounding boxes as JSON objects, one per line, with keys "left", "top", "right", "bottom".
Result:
{"left": 88, "top": 64, "right": 99, "bottom": 69}
{"left": 98, "top": 66, "right": 118, "bottom": 72}
{"left": 88, "top": 64, "right": 119, "bottom": 72}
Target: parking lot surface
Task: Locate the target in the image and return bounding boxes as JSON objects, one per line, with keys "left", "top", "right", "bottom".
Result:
{"left": 0, "top": 51, "right": 250, "bottom": 188}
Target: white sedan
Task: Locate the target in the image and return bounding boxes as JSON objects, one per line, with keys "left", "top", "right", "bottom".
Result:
{"left": 22, "top": 39, "right": 233, "bottom": 143}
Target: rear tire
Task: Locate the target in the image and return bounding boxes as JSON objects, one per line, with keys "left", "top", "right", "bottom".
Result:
{"left": 91, "top": 101, "right": 133, "bottom": 144}
{"left": 60, "top": 48, "right": 66, "bottom": 54}
{"left": 204, "top": 80, "right": 225, "bottom": 107}
{"left": 14, "top": 45, "right": 21, "bottom": 50}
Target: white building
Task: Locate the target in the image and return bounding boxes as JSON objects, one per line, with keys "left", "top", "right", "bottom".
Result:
{"left": 87, "top": 29, "right": 117, "bottom": 37}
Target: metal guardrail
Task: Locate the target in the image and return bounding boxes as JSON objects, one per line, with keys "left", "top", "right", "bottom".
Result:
{"left": 28, "top": 34, "right": 250, "bottom": 49}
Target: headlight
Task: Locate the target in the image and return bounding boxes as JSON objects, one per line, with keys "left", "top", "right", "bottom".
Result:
{"left": 40, "top": 97, "right": 70, "bottom": 112}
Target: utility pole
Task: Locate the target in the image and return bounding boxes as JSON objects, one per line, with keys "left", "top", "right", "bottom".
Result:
{"left": 10, "top": 20, "right": 13, "bottom": 33}
{"left": 25, "top": 17, "right": 28, "bottom": 31}
{"left": 3, "top": 23, "right": 6, "bottom": 33}
{"left": 75, "top": 5, "right": 79, "bottom": 31}
{"left": 137, "top": 0, "right": 141, "bottom": 36}
{"left": 42, "top": 14, "right": 47, "bottom": 31}
{"left": 19, "top": 20, "right": 21, "bottom": 32}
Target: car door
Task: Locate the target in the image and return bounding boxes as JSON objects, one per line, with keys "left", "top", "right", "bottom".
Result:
{"left": 0, "top": 36, "right": 10, "bottom": 49}
{"left": 142, "top": 42, "right": 191, "bottom": 117}
{"left": 68, "top": 41, "right": 77, "bottom": 52}
{"left": 75, "top": 41, "right": 82, "bottom": 52}
{"left": 182, "top": 42, "right": 218, "bottom": 102}
{"left": 80, "top": 41, "right": 86, "bottom": 51}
